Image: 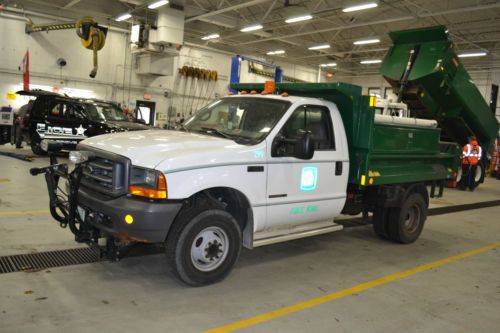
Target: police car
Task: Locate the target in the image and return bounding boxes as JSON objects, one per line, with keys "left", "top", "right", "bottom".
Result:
{"left": 17, "top": 90, "right": 149, "bottom": 155}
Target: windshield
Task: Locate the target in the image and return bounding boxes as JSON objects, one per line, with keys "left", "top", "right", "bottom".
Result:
{"left": 183, "top": 97, "right": 291, "bottom": 144}
{"left": 85, "top": 103, "right": 127, "bottom": 121}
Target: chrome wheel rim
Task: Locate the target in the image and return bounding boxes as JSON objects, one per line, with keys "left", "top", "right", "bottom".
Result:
{"left": 474, "top": 165, "right": 482, "bottom": 182}
{"left": 403, "top": 205, "right": 421, "bottom": 234}
{"left": 190, "top": 226, "right": 229, "bottom": 272}
{"left": 456, "top": 167, "right": 462, "bottom": 182}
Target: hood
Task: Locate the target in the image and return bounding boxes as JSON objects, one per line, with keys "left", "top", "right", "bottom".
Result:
{"left": 79, "top": 130, "right": 264, "bottom": 170}
{"left": 105, "top": 120, "right": 149, "bottom": 131}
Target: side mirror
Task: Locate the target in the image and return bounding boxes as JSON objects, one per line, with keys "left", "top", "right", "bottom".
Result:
{"left": 294, "top": 130, "right": 314, "bottom": 160}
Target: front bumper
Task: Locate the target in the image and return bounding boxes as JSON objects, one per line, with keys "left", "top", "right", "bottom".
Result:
{"left": 78, "top": 186, "right": 183, "bottom": 243}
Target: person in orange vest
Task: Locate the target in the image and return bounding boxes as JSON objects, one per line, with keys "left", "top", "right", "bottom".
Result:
{"left": 459, "top": 136, "right": 482, "bottom": 190}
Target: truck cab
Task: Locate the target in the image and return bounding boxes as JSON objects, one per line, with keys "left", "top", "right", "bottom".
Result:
{"left": 77, "top": 94, "right": 349, "bottom": 240}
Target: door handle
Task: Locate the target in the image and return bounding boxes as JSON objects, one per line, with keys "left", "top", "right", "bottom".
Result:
{"left": 335, "top": 161, "right": 343, "bottom": 176}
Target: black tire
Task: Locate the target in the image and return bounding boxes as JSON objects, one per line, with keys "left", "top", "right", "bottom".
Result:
{"left": 166, "top": 208, "right": 242, "bottom": 286}
{"left": 386, "top": 193, "right": 427, "bottom": 244}
{"left": 372, "top": 206, "right": 390, "bottom": 239}
{"left": 456, "top": 166, "right": 467, "bottom": 190}
{"left": 30, "top": 134, "right": 46, "bottom": 155}
{"left": 471, "top": 161, "right": 485, "bottom": 191}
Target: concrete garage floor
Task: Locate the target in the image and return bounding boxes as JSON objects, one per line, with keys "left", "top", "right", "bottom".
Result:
{"left": 1, "top": 144, "right": 499, "bottom": 333}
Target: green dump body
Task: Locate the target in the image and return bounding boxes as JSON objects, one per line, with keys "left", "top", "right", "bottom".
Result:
{"left": 380, "top": 26, "right": 499, "bottom": 151}
{"left": 231, "top": 82, "right": 459, "bottom": 187}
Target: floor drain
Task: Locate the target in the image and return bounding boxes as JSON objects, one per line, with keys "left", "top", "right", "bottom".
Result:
{"left": 0, "top": 248, "right": 101, "bottom": 274}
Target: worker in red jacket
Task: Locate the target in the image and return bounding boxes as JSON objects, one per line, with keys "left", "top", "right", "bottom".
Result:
{"left": 459, "top": 136, "right": 482, "bottom": 190}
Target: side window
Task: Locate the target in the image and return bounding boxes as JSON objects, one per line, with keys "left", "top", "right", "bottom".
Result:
{"left": 281, "top": 105, "right": 335, "bottom": 151}
{"left": 49, "top": 102, "right": 65, "bottom": 118}
{"left": 65, "top": 103, "right": 85, "bottom": 120}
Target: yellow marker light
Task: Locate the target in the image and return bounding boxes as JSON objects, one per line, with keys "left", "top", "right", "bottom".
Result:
{"left": 361, "top": 175, "right": 366, "bottom": 186}
{"left": 125, "top": 214, "right": 134, "bottom": 224}
{"left": 369, "top": 96, "right": 376, "bottom": 107}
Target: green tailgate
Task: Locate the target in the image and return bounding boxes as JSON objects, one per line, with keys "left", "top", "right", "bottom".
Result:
{"left": 231, "top": 82, "right": 458, "bottom": 187}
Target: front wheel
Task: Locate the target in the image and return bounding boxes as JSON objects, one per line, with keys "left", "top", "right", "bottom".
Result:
{"left": 166, "top": 208, "right": 242, "bottom": 286}
{"left": 30, "top": 134, "right": 47, "bottom": 155}
{"left": 386, "top": 193, "right": 427, "bottom": 244}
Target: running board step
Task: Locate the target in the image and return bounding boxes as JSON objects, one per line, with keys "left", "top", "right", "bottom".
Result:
{"left": 253, "top": 221, "right": 343, "bottom": 247}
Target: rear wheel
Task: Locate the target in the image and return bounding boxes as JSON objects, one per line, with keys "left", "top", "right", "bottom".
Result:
{"left": 386, "top": 193, "right": 427, "bottom": 244}
{"left": 166, "top": 207, "right": 242, "bottom": 286}
{"left": 372, "top": 206, "right": 390, "bottom": 239}
{"left": 471, "top": 162, "right": 485, "bottom": 191}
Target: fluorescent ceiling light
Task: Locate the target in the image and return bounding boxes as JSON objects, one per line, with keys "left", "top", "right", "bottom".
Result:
{"left": 116, "top": 13, "right": 132, "bottom": 21}
{"left": 308, "top": 44, "right": 330, "bottom": 50}
{"left": 458, "top": 52, "right": 487, "bottom": 58}
{"left": 354, "top": 38, "right": 380, "bottom": 45}
{"left": 201, "top": 33, "right": 220, "bottom": 40}
{"left": 267, "top": 50, "right": 286, "bottom": 55}
{"left": 240, "top": 24, "right": 263, "bottom": 32}
{"left": 320, "top": 63, "right": 337, "bottom": 67}
{"left": 360, "top": 59, "right": 382, "bottom": 64}
{"left": 342, "top": 2, "right": 378, "bottom": 12}
{"left": 148, "top": 0, "right": 169, "bottom": 9}
{"left": 285, "top": 15, "right": 313, "bottom": 23}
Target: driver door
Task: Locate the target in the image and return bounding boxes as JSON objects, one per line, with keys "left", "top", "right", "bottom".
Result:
{"left": 265, "top": 104, "right": 345, "bottom": 228}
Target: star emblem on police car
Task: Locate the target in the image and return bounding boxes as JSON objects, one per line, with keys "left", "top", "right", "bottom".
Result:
{"left": 76, "top": 125, "right": 87, "bottom": 136}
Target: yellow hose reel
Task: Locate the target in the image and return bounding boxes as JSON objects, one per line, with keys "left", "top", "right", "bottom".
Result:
{"left": 75, "top": 17, "right": 107, "bottom": 78}
{"left": 25, "top": 17, "right": 107, "bottom": 78}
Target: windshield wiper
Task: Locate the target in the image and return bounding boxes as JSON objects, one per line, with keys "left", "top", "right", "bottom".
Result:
{"left": 200, "top": 127, "right": 234, "bottom": 139}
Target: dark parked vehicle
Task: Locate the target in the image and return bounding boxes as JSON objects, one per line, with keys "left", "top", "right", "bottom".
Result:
{"left": 18, "top": 90, "right": 149, "bottom": 154}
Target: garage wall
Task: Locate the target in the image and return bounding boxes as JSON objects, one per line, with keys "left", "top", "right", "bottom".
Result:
{"left": 1, "top": 15, "right": 498, "bottom": 127}
{"left": 0, "top": 15, "right": 317, "bottom": 127}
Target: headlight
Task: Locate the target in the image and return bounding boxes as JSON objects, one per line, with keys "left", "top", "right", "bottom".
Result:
{"left": 128, "top": 167, "right": 167, "bottom": 199}
{"left": 69, "top": 151, "right": 94, "bottom": 164}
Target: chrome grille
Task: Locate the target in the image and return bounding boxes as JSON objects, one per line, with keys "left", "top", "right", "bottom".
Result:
{"left": 83, "top": 158, "right": 114, "bottom": 190}
{"left": 79, "top": 148, "right": 130, "bottom": 196}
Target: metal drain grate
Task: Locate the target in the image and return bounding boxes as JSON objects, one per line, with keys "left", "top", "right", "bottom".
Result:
{"left": 0, "top": 248, "right": 101, "bottom": 274}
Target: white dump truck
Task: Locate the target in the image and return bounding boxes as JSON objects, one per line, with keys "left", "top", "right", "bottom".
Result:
{"left": 32, "top": 83, "right": 459, "bottom": 286}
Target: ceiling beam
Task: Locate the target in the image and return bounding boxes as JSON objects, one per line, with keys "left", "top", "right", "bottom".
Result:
{"left": 62, "top": 0, "right": 81, "bottom": 9}
{"left": 237, "top": 3, "right": 500, "bottom": 45}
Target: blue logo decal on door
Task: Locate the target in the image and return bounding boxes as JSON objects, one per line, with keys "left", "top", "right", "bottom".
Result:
{"left": 300, "top": 166, "right": 318, "bottom": 191}
{"left": 254, "top": 150, "right": 264, "bottom": 159}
